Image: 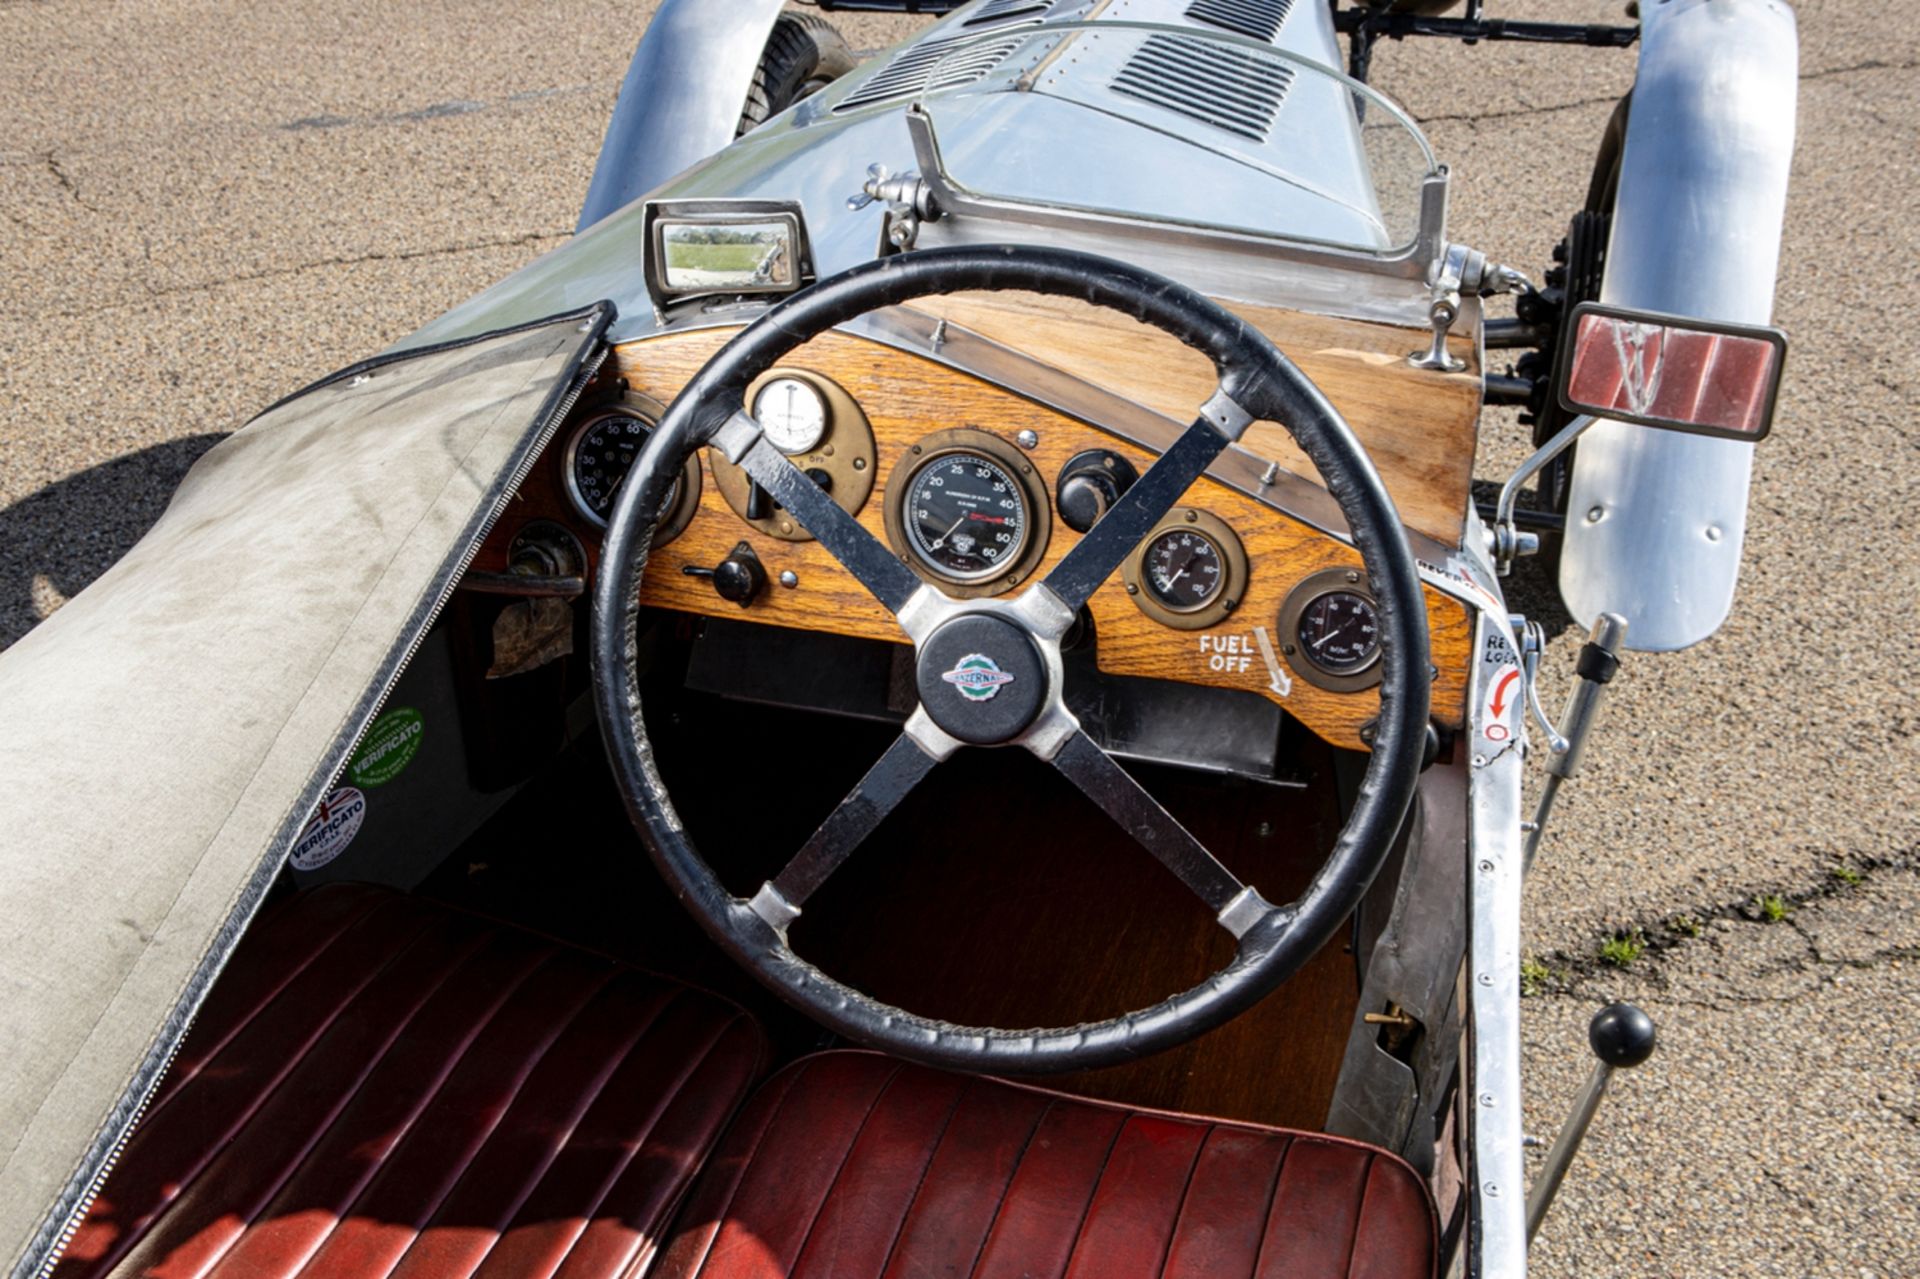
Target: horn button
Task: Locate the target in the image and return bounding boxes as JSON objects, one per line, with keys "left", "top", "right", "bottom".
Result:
{"left": 914, "top": 613, "right": 1048, "bottom": 745}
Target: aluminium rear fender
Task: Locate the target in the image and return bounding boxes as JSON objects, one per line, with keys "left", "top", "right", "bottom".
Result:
{"left": 1558, "top": 0, "right": 1797, "bottom": 652}
{"left": 576, "top": 0, "right": 787, "bottom": 232}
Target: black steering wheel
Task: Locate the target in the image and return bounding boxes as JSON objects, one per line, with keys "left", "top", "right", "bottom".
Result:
{"left": 592, "top": 245, "right": 1429, "bottom": 1074}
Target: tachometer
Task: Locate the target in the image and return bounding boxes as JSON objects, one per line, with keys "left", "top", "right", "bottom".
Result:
{"left": 884, "top": 429, "right": 1050, "bottom": 596}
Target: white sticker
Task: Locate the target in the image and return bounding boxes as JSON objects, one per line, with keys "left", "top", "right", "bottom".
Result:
{"left": 1482, "top": 666, "right": 1521, "bottom": 742}
{"left": 290, "top": 787, "right": 366, "bottom": 871}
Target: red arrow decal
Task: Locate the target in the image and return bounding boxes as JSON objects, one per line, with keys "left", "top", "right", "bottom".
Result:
{"left": 1490, "top": 668, "right": 1520, "bottom": 718}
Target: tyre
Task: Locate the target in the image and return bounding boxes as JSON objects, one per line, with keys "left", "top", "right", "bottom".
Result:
{"left": 1529, "top": 93, "right": 1630, "bottom": 550}
{"left": 737, "top": 13, "right": 858, "bottom": 137}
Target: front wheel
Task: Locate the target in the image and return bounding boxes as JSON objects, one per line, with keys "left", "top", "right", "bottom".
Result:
{"left": 736, "top": 13, "right": 857, "bottom": 136}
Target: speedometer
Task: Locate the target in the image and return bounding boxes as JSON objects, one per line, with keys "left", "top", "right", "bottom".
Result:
{"left": 884, "top": 429, "right": 1050, "bottom": 596}
{"left": 564, "top": 409, "right": 666, "bottom": 528}
{"left": 560, "top": 394, "right": 700, "bottom": 544}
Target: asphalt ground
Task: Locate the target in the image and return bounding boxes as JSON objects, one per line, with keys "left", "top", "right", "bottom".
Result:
{"left": 1, "top": 1, "right": 1914, "bottom": 1274}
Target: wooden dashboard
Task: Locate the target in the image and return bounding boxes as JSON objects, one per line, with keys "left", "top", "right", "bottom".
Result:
{"left": 470, "top": 301, "right": 1479, "bottom": 752}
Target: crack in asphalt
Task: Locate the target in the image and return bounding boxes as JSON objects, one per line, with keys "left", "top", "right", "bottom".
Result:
{"left": 279, "top": 83, "right": 605, "bottom": 134}
{"left": 139, "top": 229, "right": 569, "bottom": 298}
{"left": 18, "top": 230, "right": 569, "bottom": 322}
{"left": 1527, "top": 853, "right": 1918, "bottom": 998}
{"left": 1414, "top": 56, "right": 1918, "bottom": 128}
{"left": 41, "top": 151, "right": 95, "bottom": 213}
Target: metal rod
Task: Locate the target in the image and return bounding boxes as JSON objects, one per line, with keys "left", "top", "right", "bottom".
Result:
{"left": 1525, "top": 1060, "right": 1612, "bottom": 1241}
{"left": 1522, "top": 773, "right": 1562, "bottom": 872}
{"left": 1492, "top": 415, "right": 1598, "bottom": 572}
{"left": 1525, "top": 612, "right": 1629, "bottom": 872}
{"left": 1527, "top": 1003, "right": 1656, "bottom": 1241}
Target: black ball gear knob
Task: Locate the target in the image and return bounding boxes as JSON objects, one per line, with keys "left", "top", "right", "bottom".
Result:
{"left": 1588, "top": 1002, "right": 1656, "bottom": 1068}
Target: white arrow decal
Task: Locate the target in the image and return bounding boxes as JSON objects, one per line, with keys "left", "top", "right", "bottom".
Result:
{"left": 1252, "top": 625, "right": 1291, "bottom": 697}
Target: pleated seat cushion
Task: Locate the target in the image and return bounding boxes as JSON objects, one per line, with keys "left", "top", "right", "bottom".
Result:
{"left": 53, "top": 884, "right": 765, "bottom": 1279}
{"left": 652, "top": 1051, "right": 1437, "bottom": 1279}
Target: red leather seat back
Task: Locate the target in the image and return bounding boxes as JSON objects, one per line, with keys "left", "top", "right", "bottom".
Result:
{"left": 653, "top": 1052, "right": 1436, "bottom": 1279}
{"left": 54, "top": 885, "right": 765, "bottom": 1279}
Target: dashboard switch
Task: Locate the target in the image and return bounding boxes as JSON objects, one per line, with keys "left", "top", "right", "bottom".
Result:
{"left": 1055, "top": 450, "right": 1140, "bottom": 534}
{"left": 683, "top": 541, "right": 767, "bottom": 607}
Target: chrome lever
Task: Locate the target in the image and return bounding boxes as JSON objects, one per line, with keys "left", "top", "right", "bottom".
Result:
{"left": 1510, "top": 616, "right": 1569, "bottom": 755}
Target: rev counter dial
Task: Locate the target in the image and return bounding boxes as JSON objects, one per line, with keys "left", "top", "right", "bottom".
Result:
{"left": 561, "top": 395, "right": 700, "bottom": 543}
{"left": 565, "top": 409, "right": 661, "bottom": 526}
{"left": 906, "top": 452, "right": 1027, "bottom": 581}
{"left": 884, "top": 428, "right": 1051, "bottom": 597}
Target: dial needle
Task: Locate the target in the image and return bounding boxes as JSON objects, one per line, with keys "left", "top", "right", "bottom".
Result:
{"left": 928, "top": 513, "right": 967, "bottom": 550}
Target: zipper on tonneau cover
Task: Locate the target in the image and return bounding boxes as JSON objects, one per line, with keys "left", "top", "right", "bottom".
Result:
{"left": 30, "top": 326, "right": 609, "bottom": 1279}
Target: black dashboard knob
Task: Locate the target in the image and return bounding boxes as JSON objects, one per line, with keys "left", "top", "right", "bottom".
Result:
{"left": 683, "top": 541, "right": 767, "bottom": 607}
{"left": 1055, "top": 450, "right": 1140, "bottom": 534}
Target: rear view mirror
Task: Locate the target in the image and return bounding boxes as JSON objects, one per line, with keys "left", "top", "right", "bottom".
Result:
{"left": 1556, "top": 303, "right": 1786, "bottom": 441}
{"left": 642, "top": 200, "right": 813, "bottom": 307}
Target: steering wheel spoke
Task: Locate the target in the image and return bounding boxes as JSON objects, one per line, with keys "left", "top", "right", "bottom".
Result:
{"left": 1040, "top": 410, "right": 1236, "bottom": 614}
{"left": 751, "top": 731, "right": 941, "bottom": 929}
{"left": 1048, "top": 730, "right": 1275, "bottom": 938}
{"left": 721, "top": 413, "right": 924, "bottom": 614}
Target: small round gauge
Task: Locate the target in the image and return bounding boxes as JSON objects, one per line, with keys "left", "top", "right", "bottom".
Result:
{"left": 1121, "top": 509, "right": 1247, "bottom": 630}
{"left": 752, "top": 375, "right": 829, "bottom": 455}
{"left": 903, "top": 451, "right": 1029, "bottom": 583}
{"left": 564, "top": 409, "right": 668, "bottom": 528}
{"left": 1297, "top": 590, "right": 1381, "bottom": 675}
{"left": 1142, "top": 528, "right": 1226, "bottom": 613}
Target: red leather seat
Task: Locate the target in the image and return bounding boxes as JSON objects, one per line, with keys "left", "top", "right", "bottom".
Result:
{"left": 652, "top": 1051, "right": 1437, "bottom": 1279}
{"left": 54, "top": 885, "right": 765, "bottom": 1279}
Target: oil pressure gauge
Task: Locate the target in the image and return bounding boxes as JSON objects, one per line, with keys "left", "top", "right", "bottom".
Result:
{"left": 1121, "top": 509, "right": 1247, "bottom": 630}
{"left": 1277, "top": 567, "right": 1385, "bottom": 692}
{"left": 710, "top": 369, "right": 877, "bottom": 542}
{"left": 752, "top": 374, "right": 829, "bottom": 455}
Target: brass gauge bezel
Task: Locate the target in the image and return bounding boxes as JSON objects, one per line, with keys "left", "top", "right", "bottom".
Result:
{"left": 1121, "top": 508, "right": 1248, "bottom": 631}
{"left": 884, "top": 428, "right": 1051, "bottom": 599}
{"left": 561, "top": 391, "right": 701, "bottom": 545}
{"left": 1277, "top": 567, "right": 1385, "bottom": 693}
{"left": 708, "top": 368, "right": 877, "bottom": 542}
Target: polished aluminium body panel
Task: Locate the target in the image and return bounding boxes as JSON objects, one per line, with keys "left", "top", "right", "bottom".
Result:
{"left": 575, "top": 0, "right": 787, "bottom": 232}
{"left": 1558, "top": 0, "right": 1798, "bottom": 651}
{"left": 400, "top": 0, "right": 1446, "bottom": 351}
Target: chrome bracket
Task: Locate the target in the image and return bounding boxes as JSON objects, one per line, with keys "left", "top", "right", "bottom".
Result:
{"left": 848, "top": 160, "right": 941, "bottom": 252}
{"left": 1410, "top": 242, "right": 1530, "bottom": 372}
{"left": 1488, "top": 413, "right": 1603, "bottom": 576}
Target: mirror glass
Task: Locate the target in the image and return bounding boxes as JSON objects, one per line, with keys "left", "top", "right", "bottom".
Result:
{"left": 1561, "top": 307, "right": 1784, "bottom": 440}
{"left": 658, "top": 219, "right": 797, "bottom": 293}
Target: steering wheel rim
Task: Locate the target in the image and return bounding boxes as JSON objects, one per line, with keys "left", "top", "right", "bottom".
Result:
{"left": 593, "top": 244, "right": 1429, "bottom": 1074}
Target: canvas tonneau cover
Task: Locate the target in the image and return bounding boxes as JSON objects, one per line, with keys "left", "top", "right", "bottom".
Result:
{"left": 0, "top": 305, "right": 612, "bottom": 1276}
